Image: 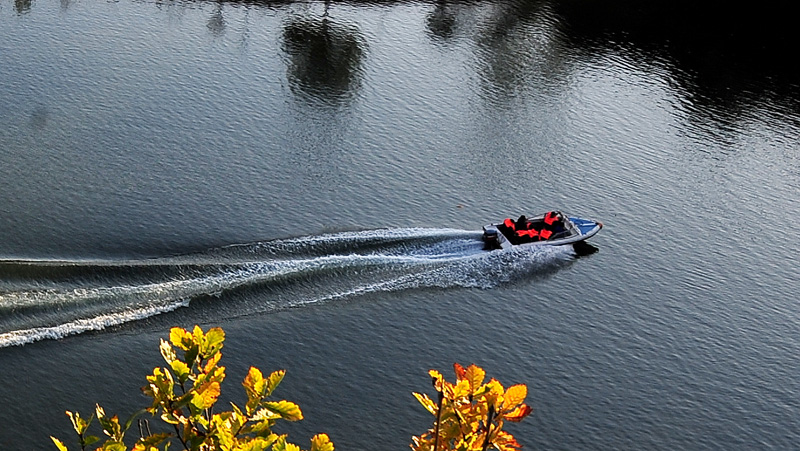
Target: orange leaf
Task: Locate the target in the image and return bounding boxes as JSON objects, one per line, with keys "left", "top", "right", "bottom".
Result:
{"left": 504, "top": 404, "right": 532, "bottom": 422}
{"left": 493, "top": 430, "right": 523, "bottom": 451}
{"left": 453, "top": 363, "right": 467, "bottom": 381}
{"left": 463, "top": 365, "right": 485, "bottom": 394}
{"left": 192, "top": 381, "right": 220, "bottom": 410}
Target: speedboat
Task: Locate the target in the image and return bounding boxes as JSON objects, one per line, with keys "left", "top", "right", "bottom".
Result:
{"left": 482, "top": 211, "right": 603, "bottom": 251}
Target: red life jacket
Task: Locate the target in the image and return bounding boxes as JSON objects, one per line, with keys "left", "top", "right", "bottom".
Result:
{"left": 503, "top": 218, "right": 516, "bottom": 230}
{"left": 516, "top": 229, "right": 540, "bottom": 240}
{"left": 539, "top": 228, "right": 553, "bottom": 240}
{"left": 544, "top": 211, "right": 560, "bottom": 226}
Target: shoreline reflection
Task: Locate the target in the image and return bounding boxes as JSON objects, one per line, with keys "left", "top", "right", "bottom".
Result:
{"left": 282, "top": 9, "right": 366, "bottom": 105}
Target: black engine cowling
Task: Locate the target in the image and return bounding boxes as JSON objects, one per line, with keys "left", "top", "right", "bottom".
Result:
{"left": 482, "top": 229, "right": 500, "bottom": 250}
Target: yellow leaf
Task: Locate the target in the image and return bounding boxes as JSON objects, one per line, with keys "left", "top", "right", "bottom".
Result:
{"left": 170, "top": 359, "right": 191, "bottom": 382}
{"left": 428, "top": 369, "right": 444, "bottom": 392}
{"left": 263, "top": 400, "right": 303, "bottom": 421}
{"left": 502, "top": 384, "right": 527, "bottom": 411}
{"left": 169, "top": 327, "right": 193, "bottom": 351}
{"left": 251, "top": 407, "right": 281, "bottom": 421}
{"left": 271, "top": 436, "right": 290, "bottom": 451}
{"left": 159, "top": 339, "right": 177, "bottom": 364}
{"left": 265, "top": 369, "right": 285, "bottom": 396}
{"left": 51, "top": 437, "right": 68, "bottom": 451}
{"left": 483, "top": 379, "right": 504, "bottom": 407}
{"left": 310, "top": 433, "right": 334, "bottom": 451}
{"left": 205, "top": 327, "right": 225, "bottom": 349}
{"left": 412, "top": 392, "right": 437, "bottom": 415}
{"left": 243, "top": 367, "right": 265, "bottom": 395}
{"left": 451, "top": 379, "right": 471, "bottom": 400}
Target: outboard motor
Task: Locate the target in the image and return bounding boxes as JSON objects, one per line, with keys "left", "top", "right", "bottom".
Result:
{"left": 482, "top": 228, "right": 500, "bottom": 250}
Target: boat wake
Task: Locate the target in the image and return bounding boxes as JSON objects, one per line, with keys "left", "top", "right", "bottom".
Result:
{"left": 0, "top": 228, "right": 576, "bottom": 347}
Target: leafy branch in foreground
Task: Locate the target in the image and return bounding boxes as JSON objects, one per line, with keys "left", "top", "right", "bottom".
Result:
{"left": 51, "top": 325, "right": 333, "bottom": 451}
{"left": 411, "top": 363, "right": 533, "bottom": 451}
{"left": 51, "top": 326, "right": 533, "bottom": 451}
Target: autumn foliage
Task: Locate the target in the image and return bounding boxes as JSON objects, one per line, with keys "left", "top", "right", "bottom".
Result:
{"left": 52, "top": 326, "right": 532, "bottom": 451}
{"left": 411, "top": 363, "right": 532, "bottom": 451}
{"left": 51, "top": 326, "right": 333, "bottom": 451}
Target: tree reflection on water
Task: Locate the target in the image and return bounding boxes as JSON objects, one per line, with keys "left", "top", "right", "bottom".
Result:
{"left": 281, "top": 3, "right": 366, "bottom": 105}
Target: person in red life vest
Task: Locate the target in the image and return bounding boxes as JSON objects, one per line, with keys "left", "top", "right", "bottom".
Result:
{"left": 516, "top": 227, "right": 541, "bottom": 243}
{"left": 498, "top": 217, "right": 517, "bottom": 243}
{"left": 543, "top": 211, "right": 560, "bottom": 226}
{"left": 515, "top": 216, "right": 545, "bottom": 243}
{"left": 540, "top": 211, "right": 564, "bottom": 241}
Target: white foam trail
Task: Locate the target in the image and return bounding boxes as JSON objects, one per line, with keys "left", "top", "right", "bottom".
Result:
{"left": 0, "top": 254, "right": 438, "bottom": 346}
{"left": 0, "top": 299, "right": 190, "bottom": 347}
{"left": 248, "top": 228, "right": 480, "bottom": 253}
{"left": 278, "top": 228, "right": 476, "bottom": 244}
{"left": 285, "top": 244, "right": 576, "bottom": 308}
{"left": 0, "top": 235, "right": 576, "bottom": 347}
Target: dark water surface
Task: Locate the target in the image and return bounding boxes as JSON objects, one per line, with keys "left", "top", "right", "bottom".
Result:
{"left": 1, "top": 0, "right": 798, "bottom": 449}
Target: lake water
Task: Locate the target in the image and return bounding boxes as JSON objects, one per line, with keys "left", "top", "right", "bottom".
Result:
{"left": 1, "top": 0, "right": 798, "bottom": 449}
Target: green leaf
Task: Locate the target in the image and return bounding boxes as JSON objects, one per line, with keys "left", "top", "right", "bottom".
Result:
{"left": 271, "top": 436, "right": 289, "bottom": 451}
{"left": 50, "top": 436, "right": 68, "bottom": 451}
{"left": 122, "top": 409, "right": 148, "bottom": 435}
{"left": 245, "top": 411, "right": 278, "bottom": 436}
{"left": 202, "top": 327, "right": 225, "bottom": 357}
{"left": 170, "top": 359, "right": 191, "bottom": 384}
{"left": 100, "top": 441, "right": 127, "bottom": 451}
{"left": 184, "top": 345, "right": 200, "bottom": 368}
{"left": 172, "top": 392, "right": 193, "bottom": 411}
{"left": 144, "top": 367, "right": 176, "bottom": 405}
{"left": 135, "top": 433, "right": 171, "bottom": 448}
